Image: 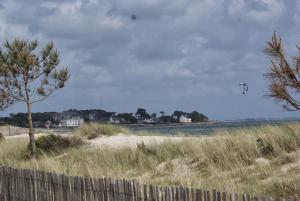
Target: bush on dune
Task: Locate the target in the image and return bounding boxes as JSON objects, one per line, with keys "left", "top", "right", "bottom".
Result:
{"left": 29, "top": 134, "right": 84, "bottom": 156}
{"left": 78, "top": 123, "right": 129, "bottom": 139}
{"left": 0, "top": 132, "right": 4, "bottom": 141}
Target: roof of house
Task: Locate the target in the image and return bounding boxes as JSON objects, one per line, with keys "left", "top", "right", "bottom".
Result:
{"left": 60, "top": 110, "right": 84, "bottom": 120}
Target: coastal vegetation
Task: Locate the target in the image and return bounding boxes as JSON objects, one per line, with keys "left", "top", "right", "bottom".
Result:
{"left": 0, "top": 123, "right": 300, "bottom": 199}
{"left": 77, "top": 123, "right": 129, "bottom": 139}
{"left": 34, "top": 134, "right": 84, "bottom": 155}
{"left": 0, "top": 39, "right": 70, "bottom": 157}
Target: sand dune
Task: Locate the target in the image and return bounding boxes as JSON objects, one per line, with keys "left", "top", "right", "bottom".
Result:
{"left": 87, "top": 134, "right": 201, "bottom": 149}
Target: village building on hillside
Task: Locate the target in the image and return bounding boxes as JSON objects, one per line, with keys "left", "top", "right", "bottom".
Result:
{"left": 59, "top": 110, "right": 84, "bottom": 127}
{"left": 60, "top": 116, "right": 84, "bottom": 127}
{"left": 179, "top": 115, "right": 192, "bottom": 123}
{"left": 109, "top": 116, "right": 120, "bottom": 124}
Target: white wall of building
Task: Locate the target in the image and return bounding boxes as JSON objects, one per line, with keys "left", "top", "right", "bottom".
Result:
{"left": 61, "top": 117, "right": 84, "bottom": 127}
{"left": 179, "top": 115, "right": 192, "bottom": 123}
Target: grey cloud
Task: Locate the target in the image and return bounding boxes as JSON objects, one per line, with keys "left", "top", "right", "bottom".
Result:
{"left": 0, "top": 0, "right": 299, "bottom": 120}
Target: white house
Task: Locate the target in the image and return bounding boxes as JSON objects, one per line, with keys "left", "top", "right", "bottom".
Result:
{"left": 142, "top": 118, "right": 152, "bottom": 123}
{"left": 61, "top": 117, "right": 84, "bottom": 127}
{"left": 109, "top": 117, "right": 120, "bottom": 124}
{"left": 179, "top": 115, "right": 192, "bottom": 123}
{"left": 61, "top": 116, "right": 84, "bottom": 127}
{"left": 59, "top": 109, "right": 84, "bottom": 127}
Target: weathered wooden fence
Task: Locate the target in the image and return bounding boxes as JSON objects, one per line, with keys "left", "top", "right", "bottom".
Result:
{"left": 0, "top": 166, "right": 292, "bottom": 201}
{"left": 0, "top": 126, "right": 28, "bottom": 136}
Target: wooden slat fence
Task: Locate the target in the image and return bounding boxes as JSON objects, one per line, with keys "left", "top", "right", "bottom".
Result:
{"left": 0, "top": 126, "right": 28, "bottom": 136}
{"left": 0, "top": 166, "right": 293, "bottom": 201}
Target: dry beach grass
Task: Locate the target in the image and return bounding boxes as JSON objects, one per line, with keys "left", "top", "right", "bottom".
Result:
{"left": 0, "top": 123, "right": 300, "bottom": 199}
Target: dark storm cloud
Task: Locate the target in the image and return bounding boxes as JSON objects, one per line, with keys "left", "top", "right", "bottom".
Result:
{"left": 0, "top": 0, "right": 299, "bottom": 120}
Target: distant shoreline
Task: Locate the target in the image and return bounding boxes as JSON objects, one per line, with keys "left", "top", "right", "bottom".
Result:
{"left": 122, "top": 118, "right": 300, "bottom": 128}
{"left": 120, "top": 121, "right": 217, "bottom": 128}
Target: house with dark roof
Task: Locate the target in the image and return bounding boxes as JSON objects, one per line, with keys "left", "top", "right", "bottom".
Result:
{"left": 59, "top": 109, "right": 84, "bottom": 127}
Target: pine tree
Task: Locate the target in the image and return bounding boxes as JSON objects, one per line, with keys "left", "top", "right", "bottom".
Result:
{"left": 264, "top": 32, "right": 300, "bottom": 111}
{"left": 0, "top": 39, "right": 70, "bottom": 157}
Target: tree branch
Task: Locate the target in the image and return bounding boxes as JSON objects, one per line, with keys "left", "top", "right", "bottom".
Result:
{"left": 31, "top": 89, "right": 56, "bottom": 104}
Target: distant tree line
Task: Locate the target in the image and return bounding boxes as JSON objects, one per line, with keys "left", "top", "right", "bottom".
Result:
{"left": 0, "top": 108, "right": 209, "bottom": 127}
{"left": 157, "top": 110, "right": 208, "bottom": 123}
{"left": 1, "top": 112, "right": 60, "bottom": 127}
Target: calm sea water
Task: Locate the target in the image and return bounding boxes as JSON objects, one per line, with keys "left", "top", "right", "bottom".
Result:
{"left": 128, "top": 119, "right": 300, "bottom": 135}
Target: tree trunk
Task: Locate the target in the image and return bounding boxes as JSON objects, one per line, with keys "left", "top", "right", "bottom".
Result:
{"left": 27, "top": 101, "right": 36, "bottom": 157}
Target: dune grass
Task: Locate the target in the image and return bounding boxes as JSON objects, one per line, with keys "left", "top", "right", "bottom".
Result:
{"left": 1, "top": 123, "right": 300, "bottom": 199}
{"left": 77, "top": 123, "right": 129, "bottom": 139}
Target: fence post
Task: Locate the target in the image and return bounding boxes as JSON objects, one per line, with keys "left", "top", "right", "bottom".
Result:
{"left": 230, "top": 193, "right": 238, "bottom": 201}
{"left": 213, "top": 190, "right": 217, "bottom": 201}
{"left": 143, "top": 184, "right": 148, "bottom": 201}
{"left": 217, "top": 192, "right": 221, "bottom": 201}
{"left": 243, "top": 194, "right": 250, "bottom": 201}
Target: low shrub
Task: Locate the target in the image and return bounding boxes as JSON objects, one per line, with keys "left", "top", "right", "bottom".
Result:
{"left": 34, "top": 134, "right": 84, "bottom": 154}
{"left": 256, "top": 138, "right": 276, "bottom": 158}
{"left": 0, "top": 132, "right": 4, "bottom": 141}
{"left": 78, "top": 123, "right": 129, "bottom": 139}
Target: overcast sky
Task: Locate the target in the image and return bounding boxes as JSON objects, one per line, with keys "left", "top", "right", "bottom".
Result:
{"left": 0, "top": 0, "right": 300, "bottom": 120}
